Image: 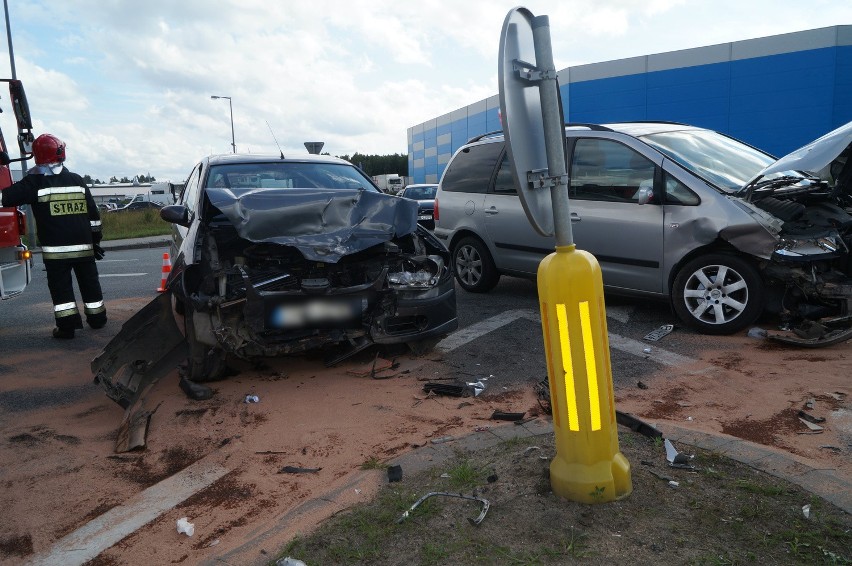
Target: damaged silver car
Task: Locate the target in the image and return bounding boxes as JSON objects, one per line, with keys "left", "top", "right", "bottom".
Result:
{"left": 93, "top": 154, "right": 458, "bottom": 409}
{"left": 434, "top": 120, "right": 852, "bottom": 346}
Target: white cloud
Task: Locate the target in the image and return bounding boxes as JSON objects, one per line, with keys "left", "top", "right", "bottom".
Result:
{"left": 0, "top": 0, "right": 848, "bottom": 182}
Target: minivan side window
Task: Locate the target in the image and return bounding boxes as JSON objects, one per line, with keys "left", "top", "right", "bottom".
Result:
{"left": 570, "top": 138, "right": 656, "bottom": 203}
{"left": 492, "top": 153, "right": 517, "bottom": 194}
{"left": 663, "top": 172, "right": 700, "bottom": 205}
{"left": 442, "top": 142, "right": 503, "bottom": 194}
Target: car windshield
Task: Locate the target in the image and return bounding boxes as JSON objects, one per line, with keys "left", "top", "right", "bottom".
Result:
{"left": 402, "top": 186, "right": 437, "bottom": 200}
{"left": 641, "top": 130, "right": 779, "bottom": 193}
{"left": 206, "top": 162, "right": 378, "bottom": 192}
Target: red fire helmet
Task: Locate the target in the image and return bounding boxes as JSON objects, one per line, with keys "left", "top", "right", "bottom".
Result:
{"left": 32, "top": 134, "right": 66, "bottom": 165}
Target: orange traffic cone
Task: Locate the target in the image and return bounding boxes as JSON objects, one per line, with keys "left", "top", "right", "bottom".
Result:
{"left": 157, "top": 252, "right": 171, "bottom": 292}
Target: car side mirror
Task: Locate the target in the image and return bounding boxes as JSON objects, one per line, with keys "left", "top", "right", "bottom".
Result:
{"left": 160, "top": 204, "right": 190, "bottom": 227}
{"left": 635, "top": 186, "right": 654, "bottom": 205}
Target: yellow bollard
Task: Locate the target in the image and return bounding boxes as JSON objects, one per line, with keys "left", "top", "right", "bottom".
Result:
{"left": 538, "top": 244, "right": 632, "bottom": 503}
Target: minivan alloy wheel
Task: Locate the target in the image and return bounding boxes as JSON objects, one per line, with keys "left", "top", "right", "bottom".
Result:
{"left": 452, "top": 236, "right": 499, "bottom": 293}
{"left": 672, "top": 253, "right": 763, "bottom": 335}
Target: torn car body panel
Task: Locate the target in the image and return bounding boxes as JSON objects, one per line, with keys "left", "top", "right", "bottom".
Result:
{"left": 91, "top": 292, "right": 188, "bottom": 408}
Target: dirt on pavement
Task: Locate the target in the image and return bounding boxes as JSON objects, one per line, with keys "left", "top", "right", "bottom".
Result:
{"left": 0, "top": 298, "right": 849, "bottom": 565}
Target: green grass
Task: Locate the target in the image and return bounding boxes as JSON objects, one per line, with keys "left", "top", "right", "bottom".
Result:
{"left": 100, "top": 209, "right": 172, "bottom": 240}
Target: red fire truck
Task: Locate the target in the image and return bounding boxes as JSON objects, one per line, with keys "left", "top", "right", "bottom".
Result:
{"left": 0, "top": 79, "right": 34, "bottom": 300}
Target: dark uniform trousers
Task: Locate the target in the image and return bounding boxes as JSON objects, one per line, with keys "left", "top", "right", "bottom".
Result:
{"left": 46, "top": 257, "right": 107, "bottom": 331}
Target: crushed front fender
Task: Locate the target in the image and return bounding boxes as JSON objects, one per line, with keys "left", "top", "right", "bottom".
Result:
{"left": 91, "top": 292, "right": 188, "bottom": 408}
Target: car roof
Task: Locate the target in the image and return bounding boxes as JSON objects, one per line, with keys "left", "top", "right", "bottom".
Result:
{"left": 464, "top": 121, "right": 707, "bottom": 146}
{"left": 203, "top": 153, "right": 353, "bottom": 167}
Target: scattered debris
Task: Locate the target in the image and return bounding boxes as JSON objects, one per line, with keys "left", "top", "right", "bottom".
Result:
{"left": 347, "top": 355, "right": 397, "bottom": 379}
{"left": 798, "top": 410, "right": 826, "bottom": 424}
{"left": 642, "top": 347, "right": 652, "bottom": 354}
{"left": 826, "top": 391, "right": 846, "bottom": 401}
{"left": 279, "top": 465, "right": 322, "bottom": 474}
{"left": 798, "top": 418, "right": 824, "bottom": 432}
{"left": 423, "top": 382, "right": 468, "bottom": 397}
{"left": 820, "top": 445, "right": 842, "bottom": 453}
{"left": 205, "top": 539, "right": 220, "bottom": 548}
{"left": 277, "top": 556, "right": 308, "bottom": 566}
{"left": 535, "top": 378, "right": 552, "bottom": 415}
{"left": 487, "top": 474, "right": 498, "bottom": 483}
{"left": 615, "top": 411, "right": 663, "bottom": 439}
{"left": 644, "top": 324, "right": 674, "bottom": 341}
{"left": 396, "top": 492, "right": 491, "bottom": 525}
{"left": 466, "top": 380, "right": 487, "bottom": 396}
{"left": 646, "top": 468, "right": 674, "bottom": 482}
{"left": 244, "top": 395, "right": 260, "bottom": 403}
{"left": 176, "top": 517, "right": 195, "bottom": 537}
{"left": 491, "top": 410, "right": 526, "bottom": 421}
{"left": 637, "top": 381, "right": 648, "bottom": 390}
{"left": 805, "top": 398, "right": 816, "bottom": 410}
{"left": 676, "top": 402, "right": 692, "bottom": 408}
{"left": 474, "top": 426, "right": 491, "bottom": 432}
{"left": 522, "top": 446, "right": 541, "bottom": 456}
{"left": 431, "top": 436, "right": 455, "bottom": 444}
{"left": 387, "top": 464, "right": 402, "bottom": 483}
{"left": 664, "top": 439, "right": 694, "bottom": 469}
{"left": 802, "top": 504, "right": 811, "bottom": 519}
{"left": 668, "top": 480, "right": 679, "bottom": 488}
{"left": 747, "top": 327, "right": 767, "bottom": 339}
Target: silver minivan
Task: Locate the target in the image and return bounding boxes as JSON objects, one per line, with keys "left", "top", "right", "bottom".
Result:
{"left": 434, "top": 121, "right": 852, "bottom": 344}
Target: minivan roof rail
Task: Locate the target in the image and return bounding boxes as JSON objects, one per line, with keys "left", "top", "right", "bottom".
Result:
{"left": 465, "top": 130, "right": 504, "bottom": 144}
{"left": 563, "top": 123, "right": 614, "bottom": 131}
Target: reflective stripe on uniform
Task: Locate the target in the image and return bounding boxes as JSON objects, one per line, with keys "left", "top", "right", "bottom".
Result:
{"left": 91, "top": 220, "right": 102, "bottom": 228}
{"left": 42, "top": 243, "right": 95, "bottom": 260}
{"left": 84, "top": 300, "right": 106, "bottom": 315}
{"left": 54, "top": 302, "right": 79, "bottom": 318}
{"left": 37, "top": 186, "right": 86, "bottom": 202}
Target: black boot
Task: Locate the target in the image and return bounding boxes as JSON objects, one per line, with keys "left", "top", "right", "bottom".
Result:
{"left": 53, "top": 327, "right": 75, "bottom": 339}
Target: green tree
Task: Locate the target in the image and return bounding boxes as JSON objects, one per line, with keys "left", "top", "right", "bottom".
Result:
{"left": 337, "top": 153, "right": 408, "bottom": 177}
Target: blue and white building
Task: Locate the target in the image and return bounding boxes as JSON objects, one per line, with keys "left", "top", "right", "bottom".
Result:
{"left": 407, "top": 25, "right": 852, "bottom": 184}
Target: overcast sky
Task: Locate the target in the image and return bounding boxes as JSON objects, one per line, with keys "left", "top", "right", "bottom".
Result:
{"left": 0, "top": 1, "right": 849, "bottom": 183}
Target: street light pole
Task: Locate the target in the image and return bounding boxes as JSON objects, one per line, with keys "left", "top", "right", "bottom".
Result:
{"left": 210, "top": 95, "right": 236, "bottom": 153}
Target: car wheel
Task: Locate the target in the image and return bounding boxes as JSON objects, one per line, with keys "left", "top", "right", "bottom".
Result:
{"left": 185, "top": 309, "right": 228, "bottom": 383}
{"left": 672, "top": 253, "right": 763, "bottom": 335}
{"left": 452, "top": 236, "right": 499, "bottom": 293}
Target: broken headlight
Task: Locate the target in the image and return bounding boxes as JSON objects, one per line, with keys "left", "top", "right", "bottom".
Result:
{"left": 387, "top": 255, "right": 445, "bottom": 289}
{"left": 774, "top": 235, "right": 843, "bottom": 258}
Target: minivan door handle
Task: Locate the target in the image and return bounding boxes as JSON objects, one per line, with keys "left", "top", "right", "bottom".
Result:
{"left": 485, "top": 206, "right": 499, "bottom": 215}
{"left": 570, "top": 212, "right": 581, "bottom": 222}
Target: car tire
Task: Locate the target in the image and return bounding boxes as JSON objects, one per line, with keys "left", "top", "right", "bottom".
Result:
{"left": 672, "top": 253, "right": 763, "bottom": 335}
{"left": 185, "top": 309, "right": 228, "bottom": 383}
{"left": 452, "top": 236, "right": 499, "bottom": 293}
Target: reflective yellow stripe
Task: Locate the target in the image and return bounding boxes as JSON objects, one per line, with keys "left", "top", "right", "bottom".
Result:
{"left": 85, "top": 300, "right": 104, "bottom": 309}
{"left": 578, "top": 301, "right": 602, "bottom": 431}
{"left": 90, "top": 220, "right": 102, "bottom": 227}
{"left": 556, "top": 303, "right": 580, "bottom": 432}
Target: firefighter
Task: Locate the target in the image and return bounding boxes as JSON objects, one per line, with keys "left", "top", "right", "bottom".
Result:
{"left": 0, "top": 133, "right": 106, "bottom": 338}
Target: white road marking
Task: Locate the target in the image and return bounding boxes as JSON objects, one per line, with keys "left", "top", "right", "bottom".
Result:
{"left": 99, "top": 273, "right": 148, "bottom": 277}
{"left": 26, "top": 460, "right": 228, "bottom": 566}
{"left": 437, "top": 308, "right": 700, "bottom": 368}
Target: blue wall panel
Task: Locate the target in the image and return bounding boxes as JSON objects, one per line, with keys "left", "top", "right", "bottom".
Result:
{"left": 411, "top": 32, "right": 851, "bottom": 180}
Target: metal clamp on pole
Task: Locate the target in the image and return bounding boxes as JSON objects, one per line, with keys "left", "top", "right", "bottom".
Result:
{"left": 527, "top": 169, "right": 569, "bottom": 190}
{"left": 513, "top": 60, "right": 558, "bottom": 82}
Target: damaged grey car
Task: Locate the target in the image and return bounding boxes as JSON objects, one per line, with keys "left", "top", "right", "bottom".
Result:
{"left": 93, "top": 154, "right": 458, "bottom": 409}
{"left": 434, "top": 120, "right": 852, "bottom": 346}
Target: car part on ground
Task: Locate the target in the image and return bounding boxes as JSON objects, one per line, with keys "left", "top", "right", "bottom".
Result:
{"left": 434, "top": 121, "right": 852, "bottom": 346}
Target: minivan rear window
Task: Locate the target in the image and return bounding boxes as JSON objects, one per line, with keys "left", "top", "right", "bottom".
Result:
{"left": 441, "top": 142, "right": 503, "bottom": 194}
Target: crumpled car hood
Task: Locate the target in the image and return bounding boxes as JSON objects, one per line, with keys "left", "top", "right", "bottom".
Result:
{"left": 206, "top": 188, "right": 419, "bottom": 262}
{"left": 751, "top": 120, "right": 852, "bottom": 181}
